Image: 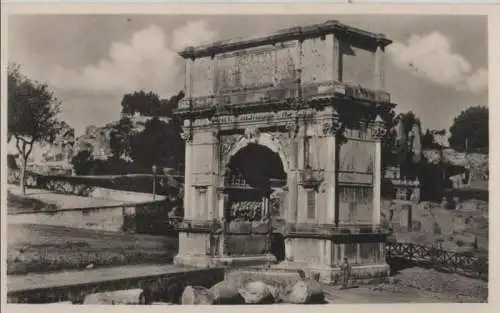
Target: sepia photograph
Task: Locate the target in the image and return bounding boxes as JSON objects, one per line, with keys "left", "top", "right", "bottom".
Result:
{"left": 3, "top": 9, "right": 490, "bottom": 305}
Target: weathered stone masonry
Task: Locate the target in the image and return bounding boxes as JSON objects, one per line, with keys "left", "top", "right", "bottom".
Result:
{"left": 173, "top": 20, "right": 396, "bottom": 284}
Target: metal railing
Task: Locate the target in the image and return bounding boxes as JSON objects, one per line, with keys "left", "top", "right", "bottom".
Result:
{"left": 386, "top": 242, "right": 488, "bottom": 280}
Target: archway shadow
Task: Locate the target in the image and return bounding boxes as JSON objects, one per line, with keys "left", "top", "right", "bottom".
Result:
{"left": 270, "top": 233, "right": 286, "bottom": 262}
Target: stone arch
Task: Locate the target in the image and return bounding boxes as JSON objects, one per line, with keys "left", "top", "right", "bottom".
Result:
{"left": 227, "top": 132, "right": 290, "bottom": 174}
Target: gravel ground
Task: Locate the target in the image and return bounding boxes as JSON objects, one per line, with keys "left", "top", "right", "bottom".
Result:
{"left": 366, "top": 267, "right": 487, "bottom": 303}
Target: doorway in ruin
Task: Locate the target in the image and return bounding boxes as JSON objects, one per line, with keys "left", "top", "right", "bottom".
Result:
{"left": 224, "top": 143, "right": 288, "bottom": 261}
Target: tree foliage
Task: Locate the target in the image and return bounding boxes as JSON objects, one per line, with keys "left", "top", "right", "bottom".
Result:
{"left": 8, "top": 63, "right": 66, "bottom": 194}
{"left": 109, "top": 116, "right": 134, "bottom": 160}
{"left": 113, "top": 90, "right": 186, "bottom": 171}
{"left": 71, "top": 150, "right": 94, "bottom": 175}
{"left": 129, "top": 116, "right": 184, "bottom": 171}
{"left": 120, "top": 90, "right": 184, "bottom": 117}
{"left": 448, "top": 106, "right": 488, "bottom": 152}
{"left": 421, "top": 128, "right": 446, "bottom": 150}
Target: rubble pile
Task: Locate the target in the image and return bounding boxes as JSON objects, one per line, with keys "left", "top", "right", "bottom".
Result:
{"left": 394, "top": 268, "right": 487, "bottom": 302}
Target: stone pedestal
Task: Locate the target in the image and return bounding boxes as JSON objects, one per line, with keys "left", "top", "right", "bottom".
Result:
{"left": 174, "top": 231, "right": 277, "bottom": 268}
{"left": 174, "top": 253, "right": 276, "bottom": 268}
{"left": 273, "top": 260, "right": 390, "bottom": 285}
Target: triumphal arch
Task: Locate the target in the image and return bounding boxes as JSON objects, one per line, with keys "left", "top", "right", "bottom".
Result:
{"left": 174, "top": 20, "right": 395, "bottom": 283}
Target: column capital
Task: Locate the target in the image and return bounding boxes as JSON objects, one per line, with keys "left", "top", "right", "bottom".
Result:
{"left": 181, "top": 126, "right": 193, "bottom": 142}
{"left": 371, "top": 116, "right": 387, "bottom": 142}
{"left": 322, "top": 118, "right": 342, "bottom": 137}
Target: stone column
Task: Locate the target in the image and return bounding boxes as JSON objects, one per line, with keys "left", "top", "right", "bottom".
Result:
{"left": 324, "top": 120, "right": 339, "bottom": 224}
{"left": 372, "top": 116, "right": 386, "bottom": 226}
{"left": 323, "top": 118, "right": 340, "bottom": 267}
{"left": 208, "top": 131, "right": 219, "bottom": 220}
{"left": 182, "top": 125, "right": 193, "bottom": 219}
{"left": 374, "top": 45, "right": 385, "bottom": 99}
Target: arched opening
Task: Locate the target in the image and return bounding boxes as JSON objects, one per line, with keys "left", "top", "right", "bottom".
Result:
{"left": 226, "top": 143, "right": 287, "bottom": 191}
{"left": 224, "top": 143, "right": 287, "bottom": 260}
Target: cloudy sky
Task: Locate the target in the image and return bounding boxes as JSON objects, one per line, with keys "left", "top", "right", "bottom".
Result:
{"left": 8, "top": 14, "right": 487, "bottom": 139}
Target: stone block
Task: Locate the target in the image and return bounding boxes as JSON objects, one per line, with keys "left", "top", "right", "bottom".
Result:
{"left": 238, "top": 281, "right": 276, "bottom": 304}
{"left": 209, "top": 280, "right": 245, "bottom": 304}
{"left": 82, "top": 288, "right": 146, "bottom": 305}
{"left": 181, "top": 285, "right": 214, "bottom": 305}
{"left": 286, "top": 279, "right": 325, "bottom": 304}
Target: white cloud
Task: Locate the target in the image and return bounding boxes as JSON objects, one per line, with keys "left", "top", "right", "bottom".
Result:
{"left": 171, "top": 20, "right": 217, "bottom": 51}
{"left": 48, "top": 25, "right": 179, "bottom": 96}
{"left": 46, "top": 20, "right": 217, "bottom": 98}
{"left": 465, "top": 67, "right": 488, "bottom": 93}
{"left": 387, "top": 32, "right": 487, "bottom": 94}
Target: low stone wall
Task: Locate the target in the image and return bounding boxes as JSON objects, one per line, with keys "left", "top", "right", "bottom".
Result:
{"left": 8, "top": 200, "right": 177, "bottom": 235}
{"left": 8, "top": 206, "right": 134, "bottom": 232}
{"left": 8, "top": 267, "right": 224, "bottom": 304}
{"left": 89, "top": 187, "right": 165, "bottom": 203}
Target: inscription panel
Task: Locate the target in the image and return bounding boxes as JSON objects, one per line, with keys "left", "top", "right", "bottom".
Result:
{"left": 211, "top": 109, "right": 315, "bottom": 125}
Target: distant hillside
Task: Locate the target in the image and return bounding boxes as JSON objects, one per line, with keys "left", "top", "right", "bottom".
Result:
{"left": 73, "top": 114, "right": 171, "bottom": 161}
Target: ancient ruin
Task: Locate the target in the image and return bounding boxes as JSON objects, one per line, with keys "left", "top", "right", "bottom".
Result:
{"left": 173, "top": 20, "right": 396, "bottom": 283}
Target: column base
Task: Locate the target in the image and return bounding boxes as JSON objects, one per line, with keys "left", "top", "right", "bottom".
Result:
{"left": 272, "top": 261, "right": 390, "bottom": 285}
{"left": 174, "top": 253, "right": 277, "bottom": 268}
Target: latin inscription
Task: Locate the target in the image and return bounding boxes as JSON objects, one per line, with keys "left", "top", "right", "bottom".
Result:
{"left": 211, "top": 110, "right": 315, "bottom": 125}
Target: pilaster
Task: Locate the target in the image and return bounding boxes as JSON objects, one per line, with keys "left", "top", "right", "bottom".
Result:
{"left": 371, "top": 115, "right": 386, "bottom": 226}
{"left": 322, "top": 117, "right": 341, "bottom": 225}
{"left": 181, "top": 125, "right": 193, "bottom": 219}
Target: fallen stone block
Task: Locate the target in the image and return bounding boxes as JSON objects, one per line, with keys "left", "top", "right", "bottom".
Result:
{"left": 286, "top": 279, "right": 325, "bottom": 304}
{"left": 238, "top": 281, "right": 275, "bottom": 304}
{"left": 181, "top": 285, "right": 214, "bottom": 305}
{"left": 82, "top": 289, "right": 146, "bottom": 305}
{"left": 209, "top": 280, "right": 245, "bottom": 304}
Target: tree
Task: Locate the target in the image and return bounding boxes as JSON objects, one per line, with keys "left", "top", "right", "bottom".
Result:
{"left": 109, "top": 116, "right": 134, "bottom": 160}
{"left": 8, "top": 63, "right": 64, "bottom": 194}
{"left": 421, "top": 128, "right": 446, "bottom": 150}
{"left": 448, "top": 106, "right": 489, "bottom": 152}
{"left": 71, "top": 150, "right": 94, "bottom": 175}
{"left": 121, "top": 90, "right": 161, "bottom": 116}
{"left": 130, "top": 117, "right": 184, "bottom": 171}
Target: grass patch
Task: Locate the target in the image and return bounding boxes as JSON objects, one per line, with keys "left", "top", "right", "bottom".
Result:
{"left": 7, "top": 224, "right": 178, "bottom": 275}
{"left": 7, "top": 191, "right": 58, "bottom": 214}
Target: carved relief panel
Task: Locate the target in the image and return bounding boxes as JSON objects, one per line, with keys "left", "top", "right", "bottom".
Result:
{"left": 338, "top": 139, "right": 375, "bottom": 174}
{"left": 275, "top": 42, "right": 298, "bottom": 86}
{"left": 217, "top": 56, "right": 239, "bottom": 91}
